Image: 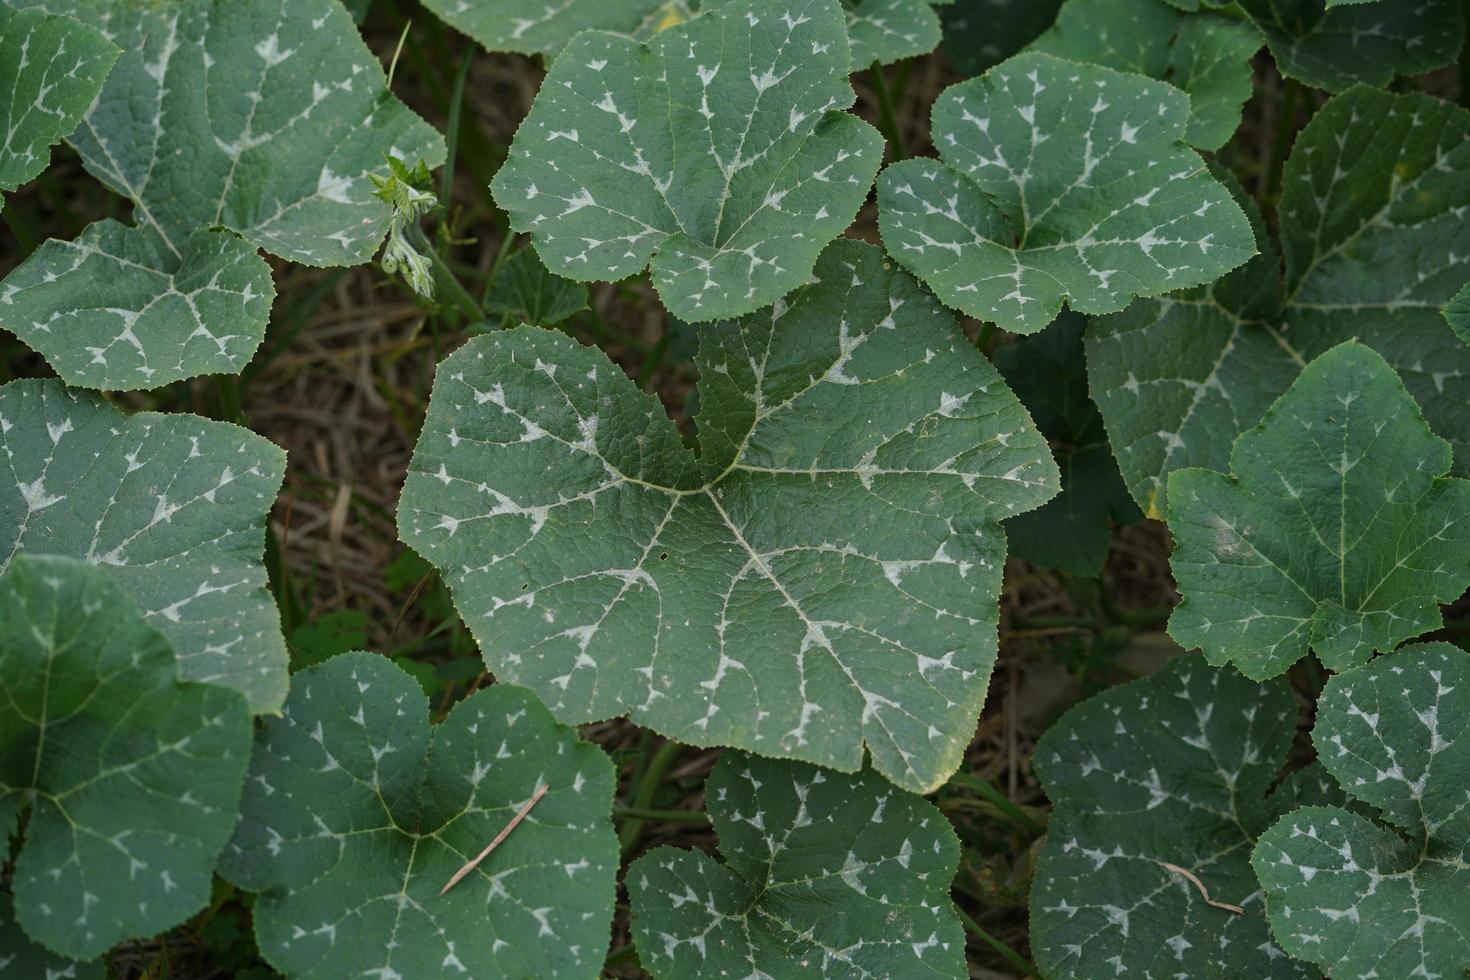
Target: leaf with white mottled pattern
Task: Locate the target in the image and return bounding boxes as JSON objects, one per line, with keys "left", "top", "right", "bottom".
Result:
{"left": 1029, "top": 0, "right": 1259, "bottom": 150}
{"left": 0, "top": 554, "right": 251, "bottom": 961}
{"left": 0, "top": 895, "right": 101, "bottom": 979}
{"left": 1253, "top": 643, "right": 1470, "bottom": 980}
{"left": 1167, "top": 342, "right": 1470, "bottom": 679}
{"left": 1237, "top": 0, "right": 1463, "bottom": 92}
{"left": 490, "top": 0, "right": 884, "bottom": 322}
{"left": 1030, "top": 655, "right": 1317, "bottom": 980}
{"left": 1089, "top": 88, "right": 1470, "bottom": 517}
{"left": 1447, "top": 279, "right": 1470, "bottom": 346}
{"left": 0, "top": 0, "right": 443, "bottom": 390}
{"left": 877, "top": 52, "right": 1255, "bottom": 334}
{"left": 219, "top": 652, "right": 618, "bottom": 980}
{"left": 0, "top": 4, "right": 115, "bottom": 200}
{"left": 0, "top": 378, "right": 288, "bottom": 712}
{"left": 628, "top": 752, "right": 966, "bottom": 979}
{"left": 398, "top": 240, "right": 1058, "bottom": 793}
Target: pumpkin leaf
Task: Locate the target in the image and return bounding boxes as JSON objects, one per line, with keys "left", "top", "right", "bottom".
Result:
{"left": 0, "top": 554, "right": 251, "bottom": 960}
{"left": 628, "top": 752, "right": 966, "bottom": 978}
{"left": 1028, "top": 0, "right": 1260, "bottom": 150}
{"left": 1030, "top": 654, "right": 1315, "bottom": 979}
{"left": 1237, "top": 0, "right": 1463, "bottom": 92}
{"left": 219, "top": 652, "right": 619, "bottom": 980}
{"left": 1090, "top": 87, "right": 1470, "bottom": 517}
{"left": 1167, "top": 342, "right": 1470, "bottom": 679}
{"left": 398, "top": 239, "right": 1058, "bottom": 793}
{"left": 0, "top": 4, "right": 116, "bottom": 199}
{"left": 1253, "top": 642, "right": 1470, "bottom": 979}
{"left": 0, "top": 378, "right": 289, "bottom": 712}
{"left": 0, "top": 0, "right": 443, "bottom": 390}
{"left": 490, "top": 0, "right": 884, "bottom": 322}
{"left": 877, "top": 52, "right": 1255, "bottom": 334}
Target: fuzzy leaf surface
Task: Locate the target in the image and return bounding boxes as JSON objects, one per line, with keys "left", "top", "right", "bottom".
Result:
{"left": 1237, "top": 0, "right": 1463, "bottom": 92}
{"left": 0, "top": 378, "right": 288, "bottom": 711}
{"left": 1253, "top": 643, "right": 1470, "bottom": 979}
{"left": 1168, "top": 342, "right": 1470, "bottom": 679}
{"left": 1031, "top": 655, "right": 1314, "bottom": 980}
{"left": 398, "top": 240, "right": 1058, "bottom": 793}
{"left": 219, "top": 653, "right": 618, "bottom": 980}
{"left": 0, "top": 554, "right": 251, "bottom": 960}
{"left": 994, "top": 312, "right": 1139, "bottom": 576}
{"left": 877, "top": 52, "right": 1254, "bottom": 333}
{"left": 1090, "top": 88, "right": 1470, "bottom": 516}
{"left": 0, "top": 0, "right": 443, "bottom": 390}
{"left": 490, "top": 0, "right": 883, "bottom": 322}
{"left": 628, "top": 752, "right": 965, "bottom": 978}
{"left": 1029, "top": 0, "right": 1259, "bottom": 150}
{"left": 0, "top": 5, "right": 115, "bottom": 196}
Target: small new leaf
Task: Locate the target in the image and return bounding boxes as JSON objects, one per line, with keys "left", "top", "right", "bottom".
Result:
{"left": 371, "top": 156, "right": 439, "bottom": 300}
{"left": 1253, "top": 643, "right": 1470, "bottom": 979}
{"left": 877, "top": 52, "right": 1255, "bottom": 334}
{"left": 1168, "top": 342, "right": 1470, "bottom": 679}
{"left": 0, "top": 0, "right": 444, "bottom": 390}
{"left": 0, "top": 4, "right": 116, "bottom": 199}
{"left": 399, "top": 240, "right": 1058, "bottom": 793}
{"left": 490, "top": 0, "right": 884, "bottom": 322}
{"left": 1030, "top": 655, "right": 1313, "bottom": 979}
{"left": 0, "top": 378, "right": 289, "bottom": 711}
{"left": 0, "top": 555, "right": 251, "bottom": 960}
{"left": 219, "top": 653, "right": 618, "bottom": 980}
{"left": 629, "top": 752, "right": 966, "bottom": 979}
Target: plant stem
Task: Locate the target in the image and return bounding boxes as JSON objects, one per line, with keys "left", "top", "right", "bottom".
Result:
{"left": 619, "top": 740, "right": 682, "bottom": 852}
{"left": 955, "top": 906, "right": 1042, "bottom": 979}
{"left": 869, "top": 61, "right": 907, "bottom": 160}
{"left": 946, "top": 772, "right": 1046, "bottom": 835}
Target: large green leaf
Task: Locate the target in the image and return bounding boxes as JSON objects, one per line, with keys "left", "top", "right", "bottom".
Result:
{"left": 0, "top": 4, "right": 115, "bottom": 198}
{"left": 1031, "top": 654, "right": 1315, "bottom": 979}
{"left": 426, "top": 0, "right": 941, "bottom": 66}
{"left": 938, "top": 0, "right": 1063, "bottom": 75}
{"left": 0, "top": 554, "right": 251, "bottom": 960}
{"left": 1168, "top": 342, "right": 1470, "bottom": 679}
{"left": 0, "top": 895, "right": 100, "bottom": 979}
{"left": 0, "top": 378, "right": 288, "bottom": 711}
{"left": 628, "top": 752, "right": 965, "bottom": 978}
{"left": 1253, "top": 643, "right": 1470, "bottom": 979}
{"left": 1028, "top": 0, "right": 1260, "bottom": 150}
{"left": 994, "top": 312, "right": 1140, "bottom": 576}
{"left": 1089, "top": 87, "right": 1470, "bottom": 517}
{"left": 399, "top": 240, "right": 1058, "bottom": 793}
{"left": 490, "top": 0, "right": 884, "bottom": 323}
{"left": 1237, "top": 0, "right": 1463, "bottom": 92}
{"left": 0, "top": 0, "right": 443, "bottom": 390}
{"left": 877, "top": 52, "right": 1255, "bottom": 334}
{"left": 219, "top": 652, "right": 618, "bottom": 980}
